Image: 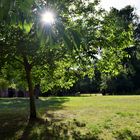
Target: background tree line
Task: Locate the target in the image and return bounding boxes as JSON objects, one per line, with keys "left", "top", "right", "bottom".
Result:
{"left": 40, "top": 5, "right": 140, "bottom": 96}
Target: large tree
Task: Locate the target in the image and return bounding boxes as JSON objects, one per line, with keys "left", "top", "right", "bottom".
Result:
{"left": 0, "top": 0, "right": 103, "bottom": 119}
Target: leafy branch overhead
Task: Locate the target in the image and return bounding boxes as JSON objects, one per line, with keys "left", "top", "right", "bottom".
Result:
{"left": 0, "top": 0, "right": 138, "bottom": 119}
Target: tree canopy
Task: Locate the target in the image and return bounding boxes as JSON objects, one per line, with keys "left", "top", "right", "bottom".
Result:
{"left": 1, "top": 0, "right": 139, "bottom": 118}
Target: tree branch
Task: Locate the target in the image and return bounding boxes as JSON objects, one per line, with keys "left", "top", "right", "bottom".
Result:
{"left": 14, "top": 57, "right": 24, "bottom": 64}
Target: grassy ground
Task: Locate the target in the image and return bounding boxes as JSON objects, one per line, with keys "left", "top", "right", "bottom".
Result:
{"left": 0, "top": 96, "right": 140, "bottom": 140}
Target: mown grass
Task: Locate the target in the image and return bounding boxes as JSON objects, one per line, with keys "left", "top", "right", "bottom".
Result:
{"left": 0, "top": 96, "right": 140, "bottom": 140}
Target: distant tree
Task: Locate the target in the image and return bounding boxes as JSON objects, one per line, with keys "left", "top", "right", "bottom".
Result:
{"left": 132, "top": 23, "right": 140, "bottom": 90}
{"left": 98, "top": 5, "right": 140, "bottom": 94}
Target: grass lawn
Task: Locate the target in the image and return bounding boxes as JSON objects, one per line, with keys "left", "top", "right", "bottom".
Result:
{"left": 0, "top": 96, "right": 140, "bottom": 140}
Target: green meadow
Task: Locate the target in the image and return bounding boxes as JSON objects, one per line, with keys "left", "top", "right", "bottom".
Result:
{"left": 0, "top": 96, "right": 140, "bottom": 140}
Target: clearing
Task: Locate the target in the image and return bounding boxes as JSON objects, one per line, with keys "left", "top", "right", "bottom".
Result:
{"left": 0, "top": 96, "right": 140, "bottom": 139}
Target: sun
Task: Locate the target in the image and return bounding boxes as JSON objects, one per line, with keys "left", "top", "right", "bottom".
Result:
{"left": 41, "top": 11, "right": 55, "bottom": 24}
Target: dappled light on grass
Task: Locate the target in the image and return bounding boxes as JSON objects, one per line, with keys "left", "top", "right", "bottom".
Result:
{"left": 0, "top": 96, "right": 140, "bottom": 139}
{"left": 0, "top": 112, "right": 28, "bottom": 140}
{"left": 0, "top": 97, "right": 70, "bottom": 139}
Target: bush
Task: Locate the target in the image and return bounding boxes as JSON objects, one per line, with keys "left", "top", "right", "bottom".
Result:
{"left": 0, "top": 78, "right": 8, "bottom": 91}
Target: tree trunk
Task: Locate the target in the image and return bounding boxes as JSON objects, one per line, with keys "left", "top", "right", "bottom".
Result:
{"left": 23, "top": 57, "right": 37, "bottom": 119}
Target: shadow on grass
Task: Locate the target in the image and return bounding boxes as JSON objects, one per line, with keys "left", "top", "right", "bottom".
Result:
{"left": 0, "top": 112, "right": 28, "bottom": 140}
{"left": 19, "top": 97, "right": 70, "bottom": 140}
{"left": 115, "top": 129, "right": 140, "bottom": 140}
{"left": 0, "top": 97, "right": 70, "bottom": 140}
{"left": 0, "top": 97, "right": 69, "bottom": 140}
{"left": 0, "top": 98, "right": 29, "bottom": 140}
{"left": 0, "top": 98, "right": 29, "bottom": 109}
{"left": 19, "top": 118, "right": 51, "bottom": 140}
{"left": 37, "top": 97, "right": 70, "bottom": 122}
{"left": 37, "top": 97, "right": 69, "bottom": 110}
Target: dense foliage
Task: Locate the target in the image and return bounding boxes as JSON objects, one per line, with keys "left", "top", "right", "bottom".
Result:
{"left": 0, "top": 0, "right": 140, "bottom": 118}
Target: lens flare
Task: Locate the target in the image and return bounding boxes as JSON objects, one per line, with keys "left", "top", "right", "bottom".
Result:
{"left": 41, "top": 11, "right": 54, "bottom": 24}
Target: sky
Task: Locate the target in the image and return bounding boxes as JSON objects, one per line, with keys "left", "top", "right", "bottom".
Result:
{"left": 100, "top": 0, "right": 140, "bottom": 16}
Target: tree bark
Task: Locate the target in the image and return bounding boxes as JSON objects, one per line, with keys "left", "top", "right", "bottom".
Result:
{"left": 23, "top": 57, "right": 37, "bottom": 119}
